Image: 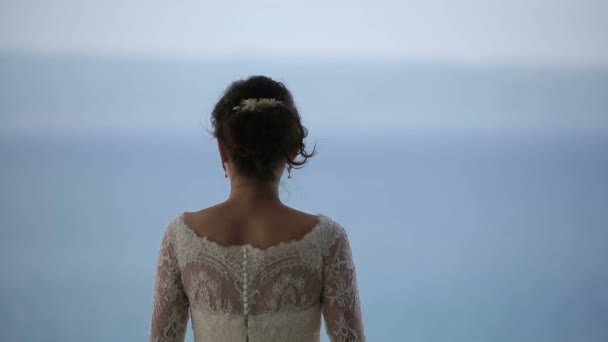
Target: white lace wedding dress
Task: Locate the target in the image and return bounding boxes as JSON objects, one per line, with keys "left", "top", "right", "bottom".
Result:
{"left": 149, "top": 212, "right": 365, "bottom": 342}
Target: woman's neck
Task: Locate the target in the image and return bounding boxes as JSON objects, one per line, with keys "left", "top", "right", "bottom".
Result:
{"left": 227, "top": 178, "right": 282, "bottom": 207}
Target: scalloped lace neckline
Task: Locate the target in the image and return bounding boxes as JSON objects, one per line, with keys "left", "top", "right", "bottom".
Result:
{"left": 177, "top": 212, "right": 328, "bottom": 254}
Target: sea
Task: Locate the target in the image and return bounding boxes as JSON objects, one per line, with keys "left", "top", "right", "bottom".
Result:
{"left": 0, "top": 55, "right": 607, "bottom": 341}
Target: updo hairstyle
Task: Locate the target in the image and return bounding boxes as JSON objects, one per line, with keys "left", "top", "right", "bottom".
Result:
{"left": 211, "top": 75, "right": 315, "bottom": 181}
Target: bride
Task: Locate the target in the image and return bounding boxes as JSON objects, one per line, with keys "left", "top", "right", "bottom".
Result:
{"left": 149, "top": 75, "right": 365, "bottom": 342}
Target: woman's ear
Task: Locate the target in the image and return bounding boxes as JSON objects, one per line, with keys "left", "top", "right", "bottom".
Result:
{"left": 218, "top": 140, "right": 229, "bottom": 163}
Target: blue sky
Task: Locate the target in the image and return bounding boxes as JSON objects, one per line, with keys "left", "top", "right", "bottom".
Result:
{"left": 1, "top": 0, "right": 607, "bottom": 66}
{"left": 0, "top": 0, "right": 607, "bottom": 136}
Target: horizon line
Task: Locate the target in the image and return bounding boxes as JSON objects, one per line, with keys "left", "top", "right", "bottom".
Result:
{"left": 2, "top": 48, "right": 607, "bottom": 72}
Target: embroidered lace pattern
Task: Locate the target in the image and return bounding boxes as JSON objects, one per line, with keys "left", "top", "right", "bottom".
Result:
{"left": 149, "top": 212, "right": 365, "bottom": 342}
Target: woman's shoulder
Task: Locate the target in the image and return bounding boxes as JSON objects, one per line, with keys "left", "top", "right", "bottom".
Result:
{"left": 160, "top": 211, "right": 188, "bottom": 240}
{"left": 309, "top": 214, "right": 353, "bottom": 256}
{"left": 316, "top": 213, "right": 347, "bottom": 235}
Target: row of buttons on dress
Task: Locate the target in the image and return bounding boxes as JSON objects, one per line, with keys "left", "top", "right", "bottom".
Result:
{"left": 242, "top": 246, "right": 250, "bottom": 341}
{"left": 242, "top": 246, "right": 249, "bottom": 318}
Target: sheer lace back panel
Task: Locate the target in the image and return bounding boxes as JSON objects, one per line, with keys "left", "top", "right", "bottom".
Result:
{"left": 150, "top": 212, "right": 365, "bottom": 342}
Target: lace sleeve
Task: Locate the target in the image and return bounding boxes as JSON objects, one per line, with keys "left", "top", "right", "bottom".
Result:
{"left": 150, "top": 223, "right": 190, "bottom": 342}
{"left": 322, "top": 225, "right": 366, "bottom": 342}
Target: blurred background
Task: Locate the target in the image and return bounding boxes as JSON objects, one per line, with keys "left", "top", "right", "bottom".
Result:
{"left": 1, "top": 1, "right": 607, "bottom": 341}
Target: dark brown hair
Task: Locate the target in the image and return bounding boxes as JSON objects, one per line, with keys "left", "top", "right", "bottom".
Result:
{"left": 211, "top": 75, "right": 315, "bottom": 181}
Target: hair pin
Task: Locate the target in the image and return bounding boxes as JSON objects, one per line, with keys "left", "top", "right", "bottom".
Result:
{"left": 232, "top": 98, "right": 283, "bottom": 112}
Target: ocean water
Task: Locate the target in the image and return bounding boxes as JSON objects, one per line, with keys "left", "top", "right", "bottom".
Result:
{"left": 0, "top": 132, "right": 607, "bottom": 341}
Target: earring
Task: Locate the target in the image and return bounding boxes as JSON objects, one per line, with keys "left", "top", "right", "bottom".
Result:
{"left": 287, "top": 165, "right": 292, "bottom": 179}
{"left": 222, "top": 162, "right": 228, "bottom": 178}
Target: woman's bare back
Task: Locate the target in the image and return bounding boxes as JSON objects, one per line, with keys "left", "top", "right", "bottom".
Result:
{"left": 182, "top": 204, "right": 320, "bottom": 250}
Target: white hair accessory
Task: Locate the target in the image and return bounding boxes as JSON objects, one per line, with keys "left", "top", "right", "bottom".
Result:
{"left": 232, "top": 98, "right": 284, "bottom": 112}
